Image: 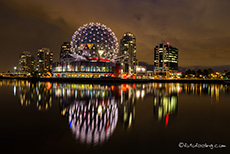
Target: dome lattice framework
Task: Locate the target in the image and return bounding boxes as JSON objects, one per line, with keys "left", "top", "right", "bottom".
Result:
{"left": 71, "top": 22, "right": 119, "bottom": 62}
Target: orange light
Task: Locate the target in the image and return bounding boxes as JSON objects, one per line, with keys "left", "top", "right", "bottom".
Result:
{"left": 132, "top": 74, "right": 136, "bottom": 79}
{"left": 111, "top": 85, "right": 114, "bottom": 91}
{"left": 122, "top": 74, "right": 127, "bottom": 79}
{"left": 121, "top": 84, "right": 127, "bottom": 91}
{"left": 46, "top": 82, "right": 52, "bottom": 90}
{"left": 46, "top": 72, "right": 52, "bottom": 78}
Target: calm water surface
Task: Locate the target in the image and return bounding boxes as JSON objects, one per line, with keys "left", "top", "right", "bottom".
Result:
{"left": 0, "top": 80, "right": 229, "bottom": 153}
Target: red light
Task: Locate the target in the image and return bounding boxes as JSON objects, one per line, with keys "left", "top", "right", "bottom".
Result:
{"left": 88, "top": 57, "right": 112, "bottom": 62}
{"left": 106, "top": 121, "right": 109, "bottom": 130}
{"left": 132, "top": 84, "right": 136, "bottom": 89}
{"left": 165, "top": 113, "right": 169, "bottom": 127}
{"left": 166, "top": 42, "right": 170, "bottom": 45}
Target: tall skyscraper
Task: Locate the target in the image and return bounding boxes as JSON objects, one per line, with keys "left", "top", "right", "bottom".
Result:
{"left": 120, "top": 32, "right": 138, "bottom": 74}
{"left": 154, "top": 41, "right": 178, "bottom": 75}
{"left": 19, "top": 51, "right": 35, "bottom": 73}
{"left": 60, "top": 42, "right": 71, "bottom": 59}
{"left": 37, "top": 48, "right": 53, "bottom": 72}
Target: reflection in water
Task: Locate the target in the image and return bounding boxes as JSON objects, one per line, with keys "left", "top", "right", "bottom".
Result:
{"left": 120, "top": 84, "right": 137, "bottom": 130}
{"left": 68, "top": 100, "right": 118, "bottom": 145}
{"left": 53, "top": 84, "right": 119, "bottom": 145}
{"left": 152, "top": 83, "right": 178, "bottom": 127}
{"left": 1, "top": 79, "right": 230, "bottom": 145}
{"left": 17, "top": 81, "right": 52, "bottom": 110}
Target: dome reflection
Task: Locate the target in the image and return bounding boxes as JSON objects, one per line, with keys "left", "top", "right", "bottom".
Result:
{"left": 69, "top": 100, "right": 118, "bottom": 145}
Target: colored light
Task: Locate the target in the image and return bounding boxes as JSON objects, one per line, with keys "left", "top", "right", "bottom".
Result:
{"left": 106, "top": 121, "right": 109, "bottom": 130}
{"left": 46, "top": 82, "right": 52, "bottom": 90}
{"left": 132, "top": 84, "right": 136, "bottom": 89}
{"left": 165, "top": 113, "right": 169, "bottom": 127}
{"left": 98, "top": 105, "right": 102, "bottom": 114}
{"left": 69, "top": 120, "right": 72, "bottom": 128}
{"left": 121, "top": 84, "right": 127, "bottom": 91}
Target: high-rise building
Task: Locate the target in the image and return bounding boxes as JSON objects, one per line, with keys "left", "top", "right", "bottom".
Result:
{"left": 19, "top": 51, "right": 35, "bottom": 73}
{"left": 37, "top": 48, "right": 53, "bottom": 72}
{"left": 60, "top": 42, "right": 71, "bottom": 59}
{"left": 154, "top": 41, "right": 178, "bottom": 75}
{"left": 120, "top": 32, "right": 138, "bottom": 74}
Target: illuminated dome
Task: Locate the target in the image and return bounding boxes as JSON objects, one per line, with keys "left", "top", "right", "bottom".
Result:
{"left": 71, "top": 22, "right": 119, "bottom": 62}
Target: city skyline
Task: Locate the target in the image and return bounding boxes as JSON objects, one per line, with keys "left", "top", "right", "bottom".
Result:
{"left": 1, "top": 0, "right": 230, "bottom": 72}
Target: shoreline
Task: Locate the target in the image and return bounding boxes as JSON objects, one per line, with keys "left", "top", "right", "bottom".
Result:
{"left": 0, "top": 76, "right": 229, "bottom": 84}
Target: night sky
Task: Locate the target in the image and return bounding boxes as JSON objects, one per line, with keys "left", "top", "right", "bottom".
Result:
{"left": 1, "top": 0, "right": 230, "bottom": 72}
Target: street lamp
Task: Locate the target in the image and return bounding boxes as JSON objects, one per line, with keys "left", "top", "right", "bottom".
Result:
{"left": 14, "top": 67, "right": 17, "bottom": 73}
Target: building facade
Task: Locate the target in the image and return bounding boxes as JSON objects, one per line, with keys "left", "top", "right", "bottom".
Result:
{"left": 37, "top": 48, "right": 53, "bottom": 72}
{"left": 154, "top": 41, "right": 178, "bottom": 76}
{"left": 60, "top": 42, "right": 71, "bottom": 59}
{"left": 120, "top": 32, "right": 138, "bottom": 75}
{"left": 53, "top": 54, "right": 120, "bottom": 78}
{"left": 19, "top": 51, "right": 35, "bottom": 73}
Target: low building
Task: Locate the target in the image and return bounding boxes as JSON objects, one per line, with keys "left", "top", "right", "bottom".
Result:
{"left": 136, "top": 66, "right": 147, "bottom": 78}
{"left": 52, "top": 54, "right": 120, "bottom": 78}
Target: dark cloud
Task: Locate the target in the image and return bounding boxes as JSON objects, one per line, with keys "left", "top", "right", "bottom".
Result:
{"left": 0, "top": 0, "right": 230, "bottom": 72}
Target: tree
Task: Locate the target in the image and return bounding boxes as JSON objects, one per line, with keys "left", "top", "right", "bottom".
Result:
{"left": 196, "top": 69, "right": 203, "bottom": 78}
{"left": 207, "top": 68, "right": 214, "bottom": 74}
{"left": 185, "top": 69, "right": 192, "bottom": 75}
{"left": 202, "top": 69, "right": 209, "bottom": 77}
{"left": 197, "top": 69, "right": 202, "bottom": 75}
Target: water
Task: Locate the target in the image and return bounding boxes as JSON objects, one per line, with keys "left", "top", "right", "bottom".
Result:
{"left": 0, "top": 80, "right": 229, "bottom": 153}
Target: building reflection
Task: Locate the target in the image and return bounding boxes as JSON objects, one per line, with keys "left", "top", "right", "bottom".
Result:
{"left": 0, "top": 80, "right": 53, "bottom": 110}
{"left": 152, "top": 83, "right": 178, "bottom": 127}
{"left": 119, "top": 84, "right": 137, "bottom": 130}
{"left": 53, "top": 83, "right": 119, "bottom": 145}
{"left": 1, "top": 79, "right": 230, "bottom": 144}
{"left": 53, "top": 83, "right": 138, "bottom": 144}
{"left": 181, "top": 83, "right": 220, "bottom": 103}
